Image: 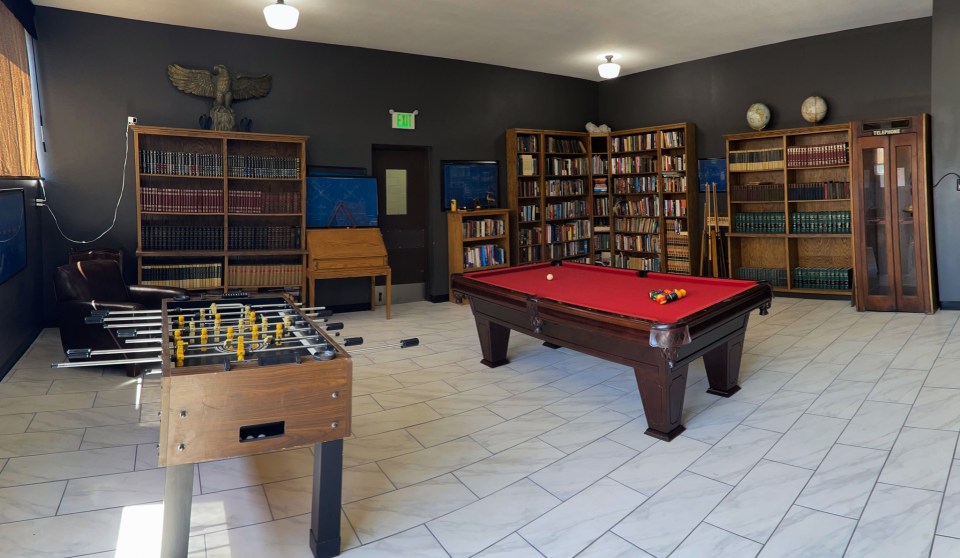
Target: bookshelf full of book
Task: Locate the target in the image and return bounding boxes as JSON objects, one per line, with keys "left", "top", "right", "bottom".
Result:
{"left": 446, "top": 208, "right": 510, "bottom": 301}
{"left": 506, "top": 124, "right": 698, "bottom": 274}
{"left": 133, "top": 125, "right": 307, "bottom": 294}
{"left": 725, "top": 123, "right": 854, "bottom": 295}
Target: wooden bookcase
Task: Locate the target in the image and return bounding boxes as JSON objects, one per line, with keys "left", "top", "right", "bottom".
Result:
{"left": 132, "top": 125, "right": 307, "bottom": 294}
{"left": 724, "top": 123, "right": 854, "bottom": 296}
{"left": 446, "top": 208, "right": 510, "bottom": 300}
{"left": 507, "top": 123, "right": 698, "bottom": 274}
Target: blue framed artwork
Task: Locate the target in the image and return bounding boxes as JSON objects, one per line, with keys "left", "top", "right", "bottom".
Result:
{"left": 0, "top": 188, "right": 27, "bottom": 285}
{"left": 698, "top": 158, "right": 727, "bottom": 192}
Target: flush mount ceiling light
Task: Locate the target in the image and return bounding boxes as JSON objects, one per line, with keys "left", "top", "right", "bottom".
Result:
{"left": 264, "top": 0, "right": 299, "bottom": 30}
{"left": 598, "top": 55, "right": 621, "bottom": 79}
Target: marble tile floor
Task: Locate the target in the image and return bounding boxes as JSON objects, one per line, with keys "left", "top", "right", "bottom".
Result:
{"left": 1, "top": 298, "right": 959, "bottom": 557}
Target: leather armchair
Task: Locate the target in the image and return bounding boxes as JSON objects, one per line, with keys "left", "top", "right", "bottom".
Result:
{"left": 53, "top": 259, "right": 187, "bottom": 376}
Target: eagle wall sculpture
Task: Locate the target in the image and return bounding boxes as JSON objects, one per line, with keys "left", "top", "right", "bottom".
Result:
{"left": 167, "top": 64, "right": 272, "bottom": 131}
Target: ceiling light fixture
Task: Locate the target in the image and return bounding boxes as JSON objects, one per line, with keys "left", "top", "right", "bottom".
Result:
{"left": 264, "top": 0, "right": 299, "bottom": 30}
{"left": 598, "top": 55, "right": 621, "bottom": 79}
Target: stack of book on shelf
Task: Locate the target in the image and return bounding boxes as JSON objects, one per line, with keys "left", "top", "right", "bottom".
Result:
{"left": 664, "top": 199, "right": 687, "bottom": 217}
{"left": 593, "top": 177, "right": 608, "bottom": 193}
{"left": 615, "top": 234, "right": 660, "bottom": 253}
{"left": 547, "top": 179, "right": 585, "bottom": 196}
{"left": 730, "top": 183, "right": 784, "bottom": 202}
{"left": 735, "top": 267, "right": 788, "bottom": 287}
{"left": 594, "top": 197, "right": 609, "bottom": 216}
{"left": 610, "top": 156, "right": 656, "bottom": 174}
{"left": 616, "top": 198, "right": 659, "bottom": 217}
{"left": 662, "top": 176, "right": 687, "bottom": 193}
{"left": 462, "top": 219, "right": 505, "bottom": 238}
{"left": 141, "top": 188, "right": 223, "bottom": 212}
{"left": 517, "top": 155, "right": 538, "bottom": 176}
{"left": 516, "top": 135, "right": 538, "bottom": 152}
{"left": 518, "top": 205, "right": 539, "bottom": 222}
{"left": 518, "top": 179, "right": 539, "bottom": 196}
{"left": 790, "top": 212, "right": 851, "bottom": 234}
{"left": 227, "top": 155, "right": 301, "bottom": 178}
{"left": 734, "top": 213, "right": 786, "bottom": 233}
{"left": 546, "top": 157, "right": 587, "bottom": 176}
{"left": 612, "top": 133, "right": 656, "bottom": 152}
{"left": 546, "top": 137, "right": 586, "bottom": 153}
{"left": 661, "top": 130, "right": 684, "bottom": 148}
{"left": 787, "top": 181, "right": 851, "bottom": 200}
{"left": 661, "top": 154, "right": 685, "bottom": 172}
{"left": 226, "top": 264, "right": 303, "bottom": 286}
{"left": 547, "top": 240, "right": 589, "bottom": 259}
{"left": 591, "top": 155, "right": 608, "bottom": 174}
{"left": 792, "top": 267, "right": 853, "bottom": 290}
{"left": 463, "top": 244, "right": 506, "bottom": 268}
{"left": 140, "top": 151, "right": 223, "bottom": 176}
{"left": 228, "top": 226, "right": 301, "bottom": 250}
{"left": 786, "top": 143, "right": 849, "bottom": 167}
{"left": 141, "top": 225, "right": 223, "bottom": 250}
{"left": 614, "top": 217, "right": 659, "bottom": 233}
{"left": 616, "top": 254, "right": 659, "bottom": 271}
{"left": 141, "top": 262, "right": 223, "bottom": 289}
{"left": 228, "top": 190, "right": 301, "bottom": 213}
{"left": 518, "top": 228, "right": 542, "bottom": 245}
{"left": 728, "top": 148, "right": 784, "bottom": 171}
{"left": 613, "top": 176, "right": 657, "bottom": 193}
{"left": 666, "top": 232, "right": 691, "bottom": 274}
{"left": 547, "top": 220, "right": 590, "bottom": 242}
{"left": 545, "top": 200, "right": 587, "bottom": 219}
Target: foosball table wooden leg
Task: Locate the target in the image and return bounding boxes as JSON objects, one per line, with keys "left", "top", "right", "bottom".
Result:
{"left": 160, "top": 462, "right": 195, "bottom": 558}
{"left": 309, "top": 439, "right": 344, "bottom": 558}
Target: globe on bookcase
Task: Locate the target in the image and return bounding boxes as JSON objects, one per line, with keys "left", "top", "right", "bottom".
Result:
{"left": 746, "top": 103, "right": 771, "bottom": 131}
{"left": 801, "top": 96, "right": 828, "bottom": 123}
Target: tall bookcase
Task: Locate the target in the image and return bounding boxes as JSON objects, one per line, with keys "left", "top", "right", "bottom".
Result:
{"left": 446, "top": 208, "right": 510, "bottom": 300}
{"left": 506, "top": 123, "right": 698, "bottom": 274}
{"left": 133, "top": 125, "right": 307, "bottom": 294}
{"left": 725, "top": 123, "right": 854, "bottom": 295}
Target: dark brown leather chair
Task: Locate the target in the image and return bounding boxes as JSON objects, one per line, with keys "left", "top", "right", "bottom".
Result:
{"left": 53, "top": 259, "right": 187, "bottom": 376}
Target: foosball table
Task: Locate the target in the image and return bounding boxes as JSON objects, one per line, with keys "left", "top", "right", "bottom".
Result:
{"left": 53, "top": 292, "right": 417, "bottom": 558}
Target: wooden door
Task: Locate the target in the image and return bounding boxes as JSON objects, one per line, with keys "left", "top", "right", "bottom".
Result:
{"left": 372, "top": 146, "right": 430, "bottom": 293}
{"left": 889, "top": 133, "right": 925, "bottom": 312}
{"left": 853, "top": 135, "right": 897, "bottom": 311}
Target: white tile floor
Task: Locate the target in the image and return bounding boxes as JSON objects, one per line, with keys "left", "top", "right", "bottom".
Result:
{"left": 1, "top": 297, "right": 959, "bottom": 557}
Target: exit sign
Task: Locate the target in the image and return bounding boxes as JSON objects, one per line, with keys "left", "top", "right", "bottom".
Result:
{"left": 390, "top": 109, "right": 418, "bottom": 130}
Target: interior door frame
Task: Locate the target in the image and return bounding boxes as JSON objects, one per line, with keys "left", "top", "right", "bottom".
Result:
{"left": 889, "top": 132, "right": 924, "bottom": 312}
{"left": 371, "top": 144, "right": 433, "bottom": 296}
{"left": 852, "top": 134, "right": 897, "bottom": 312}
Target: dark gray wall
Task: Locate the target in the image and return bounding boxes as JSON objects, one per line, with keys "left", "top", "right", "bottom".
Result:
{"left": 0, "top": 180, "right": 44, "bottom": 377}
{"left": 599, "top": 18, "right": 932, "bottom": 159}
{"left": 932, "top": 0, "right": 960, "bottom": 307}
{"left": 32, "top": 7, "right": 597, "bottom": 318}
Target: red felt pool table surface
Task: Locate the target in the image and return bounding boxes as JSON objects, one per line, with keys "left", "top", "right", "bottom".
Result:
{"left": 463, "top": 262, "right": 759, "bottom": 323}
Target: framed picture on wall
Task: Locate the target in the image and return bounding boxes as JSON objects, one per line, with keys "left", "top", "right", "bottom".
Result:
{"left": 698, "top": 158, "right": 727, "bottom": 192}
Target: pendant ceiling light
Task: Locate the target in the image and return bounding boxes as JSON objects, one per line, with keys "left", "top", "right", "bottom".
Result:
{"left": 264, "top": 0, "right": 299, "bottom": 30}
{"left": 598, "top": 55, "right": 621, "bottom": 79}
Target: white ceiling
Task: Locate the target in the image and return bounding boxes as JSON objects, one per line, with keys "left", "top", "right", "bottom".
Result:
{"left": 34, "top": 0, "right": 932, "bottom": 81}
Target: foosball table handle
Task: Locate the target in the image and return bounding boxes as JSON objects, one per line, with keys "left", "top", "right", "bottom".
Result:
{"left": 342, "top": 337, "right": 363, "bottom": 346}
{"left": 400, "top": 338, "right": 419, "bottom": 348}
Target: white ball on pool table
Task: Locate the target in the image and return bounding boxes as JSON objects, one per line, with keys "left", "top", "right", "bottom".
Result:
{"left": 546, "top": 273, "right": 554, "bottom": 281}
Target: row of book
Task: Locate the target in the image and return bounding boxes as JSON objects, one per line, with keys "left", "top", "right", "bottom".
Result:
{"left": 141, "top": 188, "right": 223, "bottom": 213}
{"left": 462, "top": 218, "right": 505, "bottom": 239}
{"left": 735, "top": 267, "right": 788, "bottom": 287}
{"left": 666, "top": 258, "right": 692, "bottom": 274}
{"left": 666, "top": 218, "right": 687, "bottom": 234}
{"left": 518, "top": 179, "right": 539, "bottom": 197}
{"left": 226, "top": 155, "right": 300, "bottom": 179}
{"left": 734, "top": 212, "right": 786, "bottom": 234}
{"left": 790, "top": 211, "right": 851, "bottom": 234}
{"left": 227, "top": 226, "right": 301, "bottom": 250}
{"left": 788, "top": 181, "right": 851, "bottom": 200}
{"left": 518, "top": 227, "right": 543, "bottom": 246}
{"left": 591, "top": 155, "right": 608, "bottom": 174}
{"left": 611, "top": 155, "right": 656, "bottom": 175}
{"left": 545, "top": 157, "right": 587, "bottom": 176}
{"left": 139, "top": 150, "right": 223, "bottom": 177}
{"left": 546, "top": 178, "right": 585, "bottom": 196}
{"left": 661, "top": 155, "right": 686, "bottom": 172}
{"left": 142, "top": 226, "right": 223, "bottom": 251}
{"left": 226, "top": 264, "right": 304, "bottom": 287}
{"left": 615, "top": 233, "right": 661, "bottom": 253}
{"left": 517, "top": 155, "right": 538, "bottom": 176}
{"left": 545, "top": 200, "right": 587, "bottom": 220}
{"left": 462, "top": 244, "right": 507, "bottom": 268}
{"left": 518, "top": 246, "right": 543, "bottom": 264}
{"left": 793, "top": 267, "right": 854, "bottom": 290}
{"left": 141, "top": 263, "right": 223, "bottom": 289}
{"left": 547, "top": 240, "right": 589, "bottom": 259}
{"left": 613, "top": 176, "right": 657, "bottom": 194}
{"left": 594, "top": 233, "right": 611, "bottom": 250}
{"left": 228, "top": 190, "right": 302, "bottom": 213}
{"left": 516, "top": 134, "right": 539, "bottom": 153}
{"left": 786, "top": 143, "right": 849, "bottom": 167}
{"left": 664, "top": 199, "right": 688, "bottom": 217}
{"left": 612, "top": 133, "right": 657, "bottom": 153}
{"left": 616, "top": 254, "right": 660, "bottom": 271}
{"left": 661, "top": 130, "right": 685, "bottom": 149}
{"left": 593, "top": 178, "right": 608, "bottom": 193}
{"left": 518, "top": 205, "right": 540, "bottom": 222}
{"left": 614, "top": 217, "right": 659, "bottom": 233}
{"left": 730, "top": 183, "right": 784, "bottom": 202}
{"left": 546, "top": 137, "right": 586, "bottom": 153}
{"left": 614, "top": 198, "right": 659, "bottom": 218}
{"left": 546, "top": 220, "right": 590, "bottom": 243}
{"left": 729, "top": 148, "right": 784, "bottom": 172}
{"left": 663, "top": 176, "right": 687, "bottom": 193}
{"left": 594, "top": 197, "right": 610, "bottom": 217}
{"left": 666, "top": 232, "right": 690, "bottom": 247}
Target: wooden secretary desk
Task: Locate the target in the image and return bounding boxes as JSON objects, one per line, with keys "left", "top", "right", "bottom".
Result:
{"left": 851, "top": 114, "right": 937, "bottom": 313}
{"left": 305, "top": 228, "right": 392, "bottom": 319}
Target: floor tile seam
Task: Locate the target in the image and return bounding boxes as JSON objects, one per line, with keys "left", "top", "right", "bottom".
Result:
{"left": 929, "top": 432, "right": 960, "bottom": 541}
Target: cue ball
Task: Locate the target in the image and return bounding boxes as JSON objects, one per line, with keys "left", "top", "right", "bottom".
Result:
{"left": 546, "top": 273, "right": 554, "bottom": 281}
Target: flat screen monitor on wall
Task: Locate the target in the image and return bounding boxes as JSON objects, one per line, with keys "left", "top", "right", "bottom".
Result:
{"left": 441, "top": 161, "right": 499, "bottom": 210}
{"left": 305, "top": 175, "right": 379, "bottom": 228}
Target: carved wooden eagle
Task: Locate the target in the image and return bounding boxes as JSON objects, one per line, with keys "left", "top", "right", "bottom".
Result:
{"left": 167, "top": 64, "right": 271, "bottom": 109}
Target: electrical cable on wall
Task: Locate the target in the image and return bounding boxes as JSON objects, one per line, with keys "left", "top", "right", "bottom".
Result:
{"left": 932, "top": 171, "right": 960, "bottom": 189}
{"left": 42, "top": 125, "right": 130, "bottom": 244}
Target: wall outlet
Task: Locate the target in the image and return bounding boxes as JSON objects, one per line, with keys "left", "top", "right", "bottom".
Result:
{"left": 127, "top": 116, "right": 137, "bottom": 126}
{"left": 956, "top": 177, "right": 960, "bottom": 191}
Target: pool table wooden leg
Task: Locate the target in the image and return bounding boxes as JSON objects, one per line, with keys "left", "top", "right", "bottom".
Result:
{"left": 634, "top": 362, "right": 689, "bottom": 441}
{"left": 475, "top": 317, "right": 510, "bottom": 367}
{"left": 703, "top": 333, "right": 745, "bottom": 397}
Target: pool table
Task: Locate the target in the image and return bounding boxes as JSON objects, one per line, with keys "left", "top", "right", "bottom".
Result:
{"left": 450, "top": 262, "right": 773, "bottom": 441}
